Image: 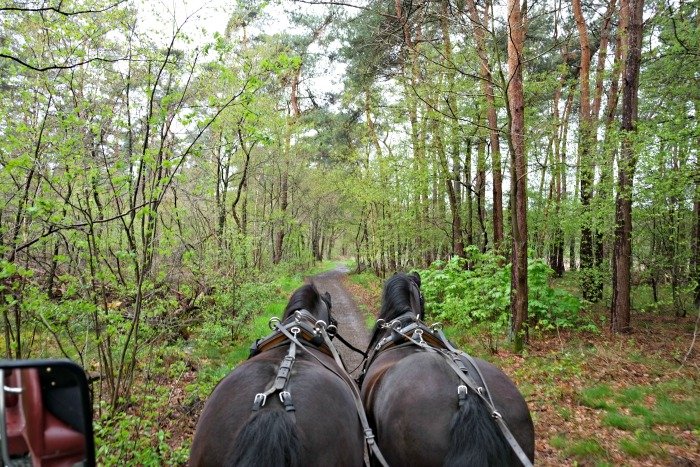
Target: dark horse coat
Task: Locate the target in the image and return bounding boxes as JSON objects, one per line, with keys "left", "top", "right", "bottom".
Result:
{"left": 360, "top": 273, "right": 535, "bottom": 467}
{"left": 190, "top": 284, "right": 364, "bottom": 467}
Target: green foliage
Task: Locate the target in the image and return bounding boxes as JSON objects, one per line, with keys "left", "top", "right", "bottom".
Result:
{"left": 94, "top": 398, "right": 188, "bottom": 466}
{"left": 418, "top": 248, "right": 591, "bottom": 341}
{"left": 348, "top": 270, "right": 383, "bottom": 290}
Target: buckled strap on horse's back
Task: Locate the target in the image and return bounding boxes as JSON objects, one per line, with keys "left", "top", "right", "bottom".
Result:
{"left": 388, "top": 322, "right": 533, "bottom": 467}
{"left": 279, "top": 391, "right": 295, "bottom": 413}
{"left": 457, "top": 385, "right": 468, "bottom": 407}
{"left": 251, "top": 341, "right": 297, "bottom": 416}
{"left": 274, "top": 322, "right": 390, "bottom": 467}
{"left": 274, "top": 354, "right": 295, "bottom": 390}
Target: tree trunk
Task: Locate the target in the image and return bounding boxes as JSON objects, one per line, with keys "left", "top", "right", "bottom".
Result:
{"left": 592, "top": 0, "right": 620, "bottom": 274}
{"left": 466, "top": 0, "right": 503, "bottom": 251}
{"left": 274, "top": 67, "right": 300, "bottom": 264}
{"left": 464, "top": 138, "right": 474, "bottom": 247}
{"left": 440, "top": 0, "right": 465, "bottom": 257}
{"left": 507, "top": 0, "right": 528, "bottom": 350}
{"left": 573, "top": 0, "right": 601, "bottom": 302}
{"left": 476, "top": 139, "right": 489, "bottom": 252}
{"left": 611, "top": 0, "right": 644, "bottom": 333}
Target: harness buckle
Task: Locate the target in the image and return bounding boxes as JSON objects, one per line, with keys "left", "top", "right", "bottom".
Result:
{"left": 252, "top": 393, "right": 267, "bottom": 410}
{"left": 279, "top": 391, "right": 295, "bottom": 413}
{"left": 431, "top": 322, "right": 443, "bottom": 331}
{"left": 279, "top": 390, "right": 291, "bottom": 403}
{"left": 412, "top": 328, "right": 425, "bottom": 344}
{"left": 457, "top": 385, "right": 468, "bottom": 407}
{"left": 364, "top": 428, "right": 376, "bottom": 445}
{"left": 492, "top": 410, "right": 502, "bottom": 419}
{"left": 314, "top": 320, "right": 327, "bottom": 334}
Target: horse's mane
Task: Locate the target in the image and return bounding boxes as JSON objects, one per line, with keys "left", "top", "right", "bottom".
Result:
{"left": 378, "top": 272, "right": 421, "bottom": 322}
{"left": 367, "top": 273, "right": 422, "bottom": 349}
{"left": 283, "top": 283, "right": 328, "bottom": 319}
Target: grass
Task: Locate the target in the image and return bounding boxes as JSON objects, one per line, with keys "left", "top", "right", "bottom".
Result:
{"left": 568, "top": 438, "right": 607, "bottom": 458}
{"left": 580, "top": 384, "right": 615, "bottom": 410}
{"left": 550, "top": 434, "right": 609, "bottom": 462}
{"left": 348, "top": 270, "right": 383, "bottom": 289}
{"left": 602, "top": 411, "right": 644, "bottom": 430}
{"left": 619, "top": 433, "right": 659, "bottom": 457}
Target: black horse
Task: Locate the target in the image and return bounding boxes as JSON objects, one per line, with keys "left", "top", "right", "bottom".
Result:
{"left": 360, "top": 272, "right": 535, "bottom": 467}
{"left": 190, "top": 284, "right": 364, "bottom": 467}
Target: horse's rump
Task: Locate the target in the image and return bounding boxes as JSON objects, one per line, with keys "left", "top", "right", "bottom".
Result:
{"left": 363, "top": 348, "right": 534, "bottom": 466}
{"left": 191, "top": 348, "right": 364, "bottom": 467}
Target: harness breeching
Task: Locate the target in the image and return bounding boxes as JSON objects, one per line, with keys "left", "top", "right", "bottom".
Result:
{"left": 247, "top": 309, "right": 389, "bottom": 467}
{"left": 362, "top": 312, "right": 534, "bottom": 467}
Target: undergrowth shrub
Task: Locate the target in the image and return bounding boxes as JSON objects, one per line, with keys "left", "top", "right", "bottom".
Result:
{"left": 419, "top": 248, "right": 594, "bottom": 340}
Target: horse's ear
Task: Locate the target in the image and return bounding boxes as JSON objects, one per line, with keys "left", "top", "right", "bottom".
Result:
{"left": 321, "top": 291, "right": 332, "bottom": 309}
{"left": 409, "top": 271, "right": 421, "bottom": 287}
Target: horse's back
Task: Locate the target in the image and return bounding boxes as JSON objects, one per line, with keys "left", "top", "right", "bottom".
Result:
{"left": 363, "top": 349, "right": 534, "bottom": 466}
{"left": 191, "top": 349, "right": 364, "bottom": 467}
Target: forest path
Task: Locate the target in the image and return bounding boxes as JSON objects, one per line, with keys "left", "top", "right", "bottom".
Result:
{"left": 309, "top": 265, "right": 370, "bottom": 378}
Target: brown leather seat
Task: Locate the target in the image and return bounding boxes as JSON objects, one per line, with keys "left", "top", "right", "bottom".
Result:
{"left": 4, "top": 369, "right": 28, "bottom": 455}
{"left": 19, "top": 368, "right": 86, "bottom": 467}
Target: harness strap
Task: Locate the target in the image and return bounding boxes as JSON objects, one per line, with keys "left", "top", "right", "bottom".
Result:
{"left": 394, "top": 326, "right": 533, "bottom": 467}
{"left": 334, "top": 332, "right": 369, "bottom": 359}
{"left": 439, "top": 351, "right": 532, "bottom": 467}
{"left": 435, "top": 328, "right": 497, "bottom": 409}
{"left": 274, "top": 323, "right": 390, "bottom": 467}
{"left": 273, "top": 353, "right": 295, "bottom": 391}
{"left": 252, "top": 340, "right": 297, "bottom": 420}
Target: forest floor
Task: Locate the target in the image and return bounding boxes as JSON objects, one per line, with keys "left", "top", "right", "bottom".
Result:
{"left": 167, "top": 267, "right": 699, "bottom": 466}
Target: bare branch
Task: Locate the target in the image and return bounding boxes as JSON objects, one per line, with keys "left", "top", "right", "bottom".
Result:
{"left": 0, "top": 53, "right": 128, "bottom": 72}
{"left": 0, "top": 1, "right": 128, "bottom": 16}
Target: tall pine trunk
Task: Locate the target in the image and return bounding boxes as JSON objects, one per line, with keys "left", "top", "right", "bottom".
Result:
{"left": 507, "top": 0, "right": 528, "bottom": 350}
{"left": 611, "top": 0, "right": 644, "bottom": 333}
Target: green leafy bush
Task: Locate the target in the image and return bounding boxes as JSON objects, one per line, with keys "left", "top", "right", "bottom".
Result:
{"left": 419, "top": 248, "right": 592, "bottom": 339}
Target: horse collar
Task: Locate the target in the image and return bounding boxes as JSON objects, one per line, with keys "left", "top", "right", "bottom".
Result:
{"left": 248, "top": 309, "right": 335, "bottom": 358}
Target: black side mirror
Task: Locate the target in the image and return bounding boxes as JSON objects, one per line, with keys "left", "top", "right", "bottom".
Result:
{"left": 0, "top": 359, "right": 95, "bottom": 467}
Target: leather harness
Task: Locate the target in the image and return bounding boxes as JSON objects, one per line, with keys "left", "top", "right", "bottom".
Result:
{"left": 247, "top": 309, "right": 389, "bottom": 467}
{"left": 361, "top": 312, "right": 534, "bottom": 467}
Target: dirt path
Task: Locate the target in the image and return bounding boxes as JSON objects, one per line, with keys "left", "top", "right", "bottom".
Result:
{"left": 310, "top": 265, "right": 370, "bottom": 377}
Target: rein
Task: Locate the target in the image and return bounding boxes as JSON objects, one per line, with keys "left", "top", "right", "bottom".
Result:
{"left": 248, "top": 310, "right": 389, "bottom": 467}
{"left": 364, "top": 314, "right": 533, "bottom": 467}
{"left": 333, "top": 332, "right": 369, "bottom": 358}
